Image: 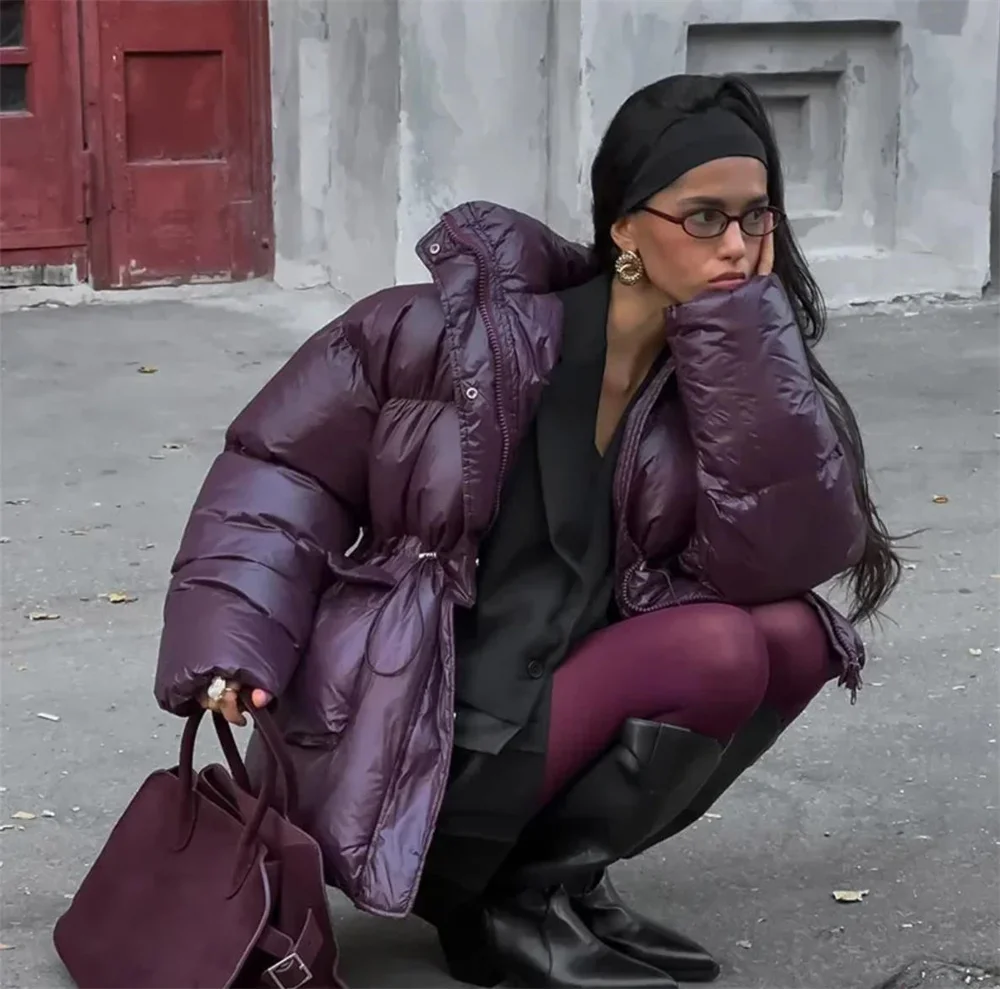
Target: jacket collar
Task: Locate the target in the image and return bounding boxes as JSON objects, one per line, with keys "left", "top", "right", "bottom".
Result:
{"left": 413, "top": 203, "right": 601, "bottom": 543}
{"left": 416, "top": 201, "right": 600, "bottom": 295}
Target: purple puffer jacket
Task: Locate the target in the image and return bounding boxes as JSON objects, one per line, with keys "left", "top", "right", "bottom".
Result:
{"left": 155, "top": 202, "right": 866, "bottom": 918}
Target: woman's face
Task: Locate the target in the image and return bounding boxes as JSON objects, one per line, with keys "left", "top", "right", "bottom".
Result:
{"left": 612, "top": 156, "right": 770, "bottom": 304}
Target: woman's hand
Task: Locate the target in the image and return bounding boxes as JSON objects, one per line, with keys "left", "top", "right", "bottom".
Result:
{"left": 756, "top": 231, "right": 774, "bottom": 277}
{"left": 201, "top": 678, "right": 272, "bottom": 726}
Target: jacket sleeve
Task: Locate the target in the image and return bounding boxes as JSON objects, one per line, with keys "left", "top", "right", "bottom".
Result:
{"left": 154, "top": 314, "right": 381, "bottom": 715}
{"left": 667, "top": 274, "right": 865, "bottom": 603}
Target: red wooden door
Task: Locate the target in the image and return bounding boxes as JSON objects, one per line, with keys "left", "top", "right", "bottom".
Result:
{"left": 91, "top": 0, "right": 272, "bottom": 288}
{"left": 0, "top": 0, "right": 87, "bottom": 266}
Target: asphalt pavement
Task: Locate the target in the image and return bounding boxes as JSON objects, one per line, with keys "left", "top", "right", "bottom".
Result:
{"left": 1, "top": 283, "right": 998, "bottom": 989}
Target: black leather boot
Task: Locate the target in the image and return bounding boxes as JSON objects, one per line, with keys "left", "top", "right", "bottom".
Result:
{"left": 436, "top": 719, "right": 724, "bottom": 986}
{"left": 564, "top": 706, "right": 786, "bottom": 982}
{"left": 509, "top": 719, "right": 724, "bottom": 890}
{"left": 436, "top": 885, "right": 677, "bottom": 988}
{"left": 572, "top": 870, "right": 720, "bottom": 983}
{"left": 629, "top": 706, "right": 786, "bottom": 856}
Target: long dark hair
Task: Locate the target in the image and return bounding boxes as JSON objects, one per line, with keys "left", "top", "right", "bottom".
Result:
{"left": 592, "top": 74, "right": 901, "bottom": 623}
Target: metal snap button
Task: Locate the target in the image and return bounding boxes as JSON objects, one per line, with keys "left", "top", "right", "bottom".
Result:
{"left": 465, "top": 386, "right": 478, "bottom": 400}
{"left": 428, "top": 242, "right": 441, "bottom": 256}
{"left": 526, "top": 660, "right": 544, "bottom": 679}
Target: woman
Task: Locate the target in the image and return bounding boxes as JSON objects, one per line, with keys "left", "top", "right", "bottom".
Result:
{"left": 155, "top": 74, "right": 899, "bottom": 988}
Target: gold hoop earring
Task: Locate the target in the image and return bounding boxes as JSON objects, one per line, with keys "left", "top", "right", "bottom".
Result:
{"left": 614, "top": 250, "right": 645, "bottom": 286}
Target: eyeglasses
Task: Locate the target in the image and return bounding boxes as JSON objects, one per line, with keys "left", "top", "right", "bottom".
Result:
{"left": 641, "top": 204, "right": 785, "bottom": 240}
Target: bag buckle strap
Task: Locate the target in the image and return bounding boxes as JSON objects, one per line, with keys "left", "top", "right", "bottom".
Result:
{"left": 259, "top": 909, "right": 323, "bottom": 989}
{"left": 264, "top": 951, "right": 312, "bottom": 989}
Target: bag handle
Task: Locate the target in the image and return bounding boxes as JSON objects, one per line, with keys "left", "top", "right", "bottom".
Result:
{"left": 211, "top": 710, "right": 253, "bottom": 792}
{"left": 222, "top": 691, "right": 299, "bottom": 821}
{"left": 175, "top": 693, "right": 300, "bottom": 864}
{"left": 175, "top": 703, "right": 284, "bottom": 892}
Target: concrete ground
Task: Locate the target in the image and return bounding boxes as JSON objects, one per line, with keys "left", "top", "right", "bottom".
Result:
{"left": 1, "top": 284, "right": 998, "bottom": 989}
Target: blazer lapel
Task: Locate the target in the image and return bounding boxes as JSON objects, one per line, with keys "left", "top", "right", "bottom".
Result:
{"left": 535, "top": 276, "right": 610, "bottom": 574}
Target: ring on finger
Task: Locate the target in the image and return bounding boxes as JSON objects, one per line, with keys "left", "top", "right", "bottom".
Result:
{"left": 207, "top": 676, "right": 228, "bottom": 704}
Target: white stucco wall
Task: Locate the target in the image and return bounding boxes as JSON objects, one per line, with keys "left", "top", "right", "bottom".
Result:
{"left": 269, "top": 0, "right": 1000, "bottom": 306}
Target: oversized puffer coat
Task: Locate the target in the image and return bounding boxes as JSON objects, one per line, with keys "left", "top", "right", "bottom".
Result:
{"left": 154, "top": 202, "right": 866, "bottom": 917}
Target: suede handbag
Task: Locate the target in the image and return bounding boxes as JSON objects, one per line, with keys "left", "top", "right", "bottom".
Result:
{"left": 53, "top": 696, "right": 346, "bottom": 989}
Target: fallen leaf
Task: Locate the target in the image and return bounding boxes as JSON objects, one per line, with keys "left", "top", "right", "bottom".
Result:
{"left": 832, "top": 889, "right": 869, "bottom": 903}
{"left": 0, "top": 825, "right": 13, "bottom": 832}
{"left": 736, "top": 939, "right": 752, "bottom": 949}
{"left": 0, "top": 536, "right": 9, "bottom": 544}
{"left": 27, "top": 612, "right": 60, "bottom": 622}
{"left": 137, "top": 366, "right": 158, "bottom": 374}
{"left": 704, "top": 812, "right": 722, "bottom": 820}
{"left": 36, "top": 712, "right": 61, "bottom": 722}
{"left": 100, "top": 591, "right": 137, "bottom": 604}
{"left": 969, "top": 648, "right": 983, "bottom": 657}
{"left": 11, "top": 812, "right": 36, "bottom": 821}
{"left": 931, "top": 495, "right": 949, "bottom": 504}
{"left": 162, "top": 442, "right": 184, "bottom": 450}
{"left": 41, "top": 810, "right": 56, "bottom": 818}
{"left": 4, "top": 498, "right": 29, "bottom": 506}
{"left": 903, "top": 563, "right": 918, "bottom": 571}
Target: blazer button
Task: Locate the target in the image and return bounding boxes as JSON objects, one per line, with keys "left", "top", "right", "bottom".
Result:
{"left": 526, "top": 660, "right": 544, "bottom": 679}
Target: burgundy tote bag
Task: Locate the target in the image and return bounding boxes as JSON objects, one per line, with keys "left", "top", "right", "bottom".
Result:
{"left": 53, "top": 696, "right": 346, "bottom": 988}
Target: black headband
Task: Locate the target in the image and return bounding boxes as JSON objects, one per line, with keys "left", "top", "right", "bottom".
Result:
{"left": 620, "top": 107, "right": 769, "bottom": 216}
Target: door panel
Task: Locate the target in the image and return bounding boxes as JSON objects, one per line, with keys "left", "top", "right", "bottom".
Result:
{"left": 0, "top": 0, "right": 86, "bottom": 252}
{"left": 95, "top": 0, "right": 270, "bottom": 287}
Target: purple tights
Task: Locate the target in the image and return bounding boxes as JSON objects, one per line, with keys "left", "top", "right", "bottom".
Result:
{"left": 541, "top": 600, "right": 837, "bottom": 805}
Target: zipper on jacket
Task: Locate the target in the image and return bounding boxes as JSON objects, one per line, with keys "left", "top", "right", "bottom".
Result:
{"left": 622, "top": 559, "right": 718, "bottom": 615}
{"left": 440, "top": 215, "right": 511, "bottom": 525}
{"left": 611, "top": 360, "right": 676, "bottom": 615}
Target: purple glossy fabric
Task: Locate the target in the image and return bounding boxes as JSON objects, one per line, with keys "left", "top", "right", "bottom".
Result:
{"left": 154, "top": 202, "right": 866, "bottom": 918}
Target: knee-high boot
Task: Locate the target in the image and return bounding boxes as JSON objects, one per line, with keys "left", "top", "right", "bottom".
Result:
{"left": 433, "top": 719, "right": 723, "bottom": 988}
{"left": 509, "top": 719, "right": 723, "bottom": 889}
{"left": 558, "top": 707, "right": 789, "bottom": 984}
{"left": 628, "top": 706, "right": 786, "bottom": 857}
